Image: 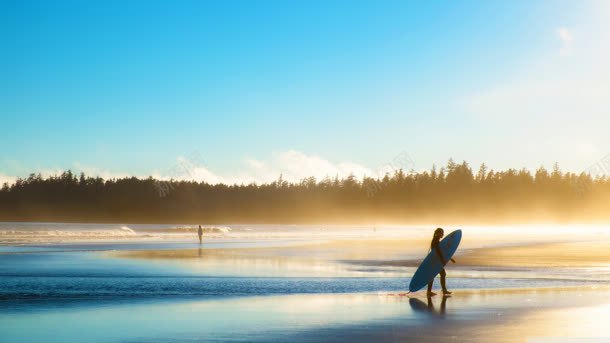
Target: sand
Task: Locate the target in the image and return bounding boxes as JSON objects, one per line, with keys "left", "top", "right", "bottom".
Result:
{"left": 3, "top": 284, "right": 609, "bottom": 342}
{"left": 113, "top": 238, "right": 610, "bottom": 269}
{"left": 457, "top": 240, "right": 610, "bottom": 268}
{"left": 293, "top": 286, "right": 610, "bottom": 342}
{"left": 109, "top": 239, "right": 430, "bottom": 269}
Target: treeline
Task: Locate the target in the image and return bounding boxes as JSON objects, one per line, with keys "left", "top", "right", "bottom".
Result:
{"left": 1, "top": 160, "right": 610, "bottom": 224}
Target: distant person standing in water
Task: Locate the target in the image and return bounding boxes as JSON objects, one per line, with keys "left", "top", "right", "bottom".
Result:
{"left": 427, "top": 228, "right": 455, "bottom": 296}
{"left": 197, "top": 225, "right": 203, "bottom": 244}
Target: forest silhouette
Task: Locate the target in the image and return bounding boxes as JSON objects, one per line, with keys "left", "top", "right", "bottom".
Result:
{"left": 1, "top": 160, "right": 609, "bottom": 224}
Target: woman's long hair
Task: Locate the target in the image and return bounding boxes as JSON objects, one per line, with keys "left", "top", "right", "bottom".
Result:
{"left": 434, "top": 227, "right": 444, "bottom": 238}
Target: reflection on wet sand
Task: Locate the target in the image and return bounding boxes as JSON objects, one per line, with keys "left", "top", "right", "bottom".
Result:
{"left": 112, "top": 247, "right": 365, "bottom": 277}
{"left": 2, "top": 287, "right": 609, "bottom": 342}
{"left": 409, "top": 295, "right": 449, "bottom": 317}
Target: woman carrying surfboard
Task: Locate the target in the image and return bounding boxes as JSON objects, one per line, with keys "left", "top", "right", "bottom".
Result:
{"left": 427, "top": 228, "right": 455, "bottom": 296}
{"left": 408, "top": 228, "right": 461, "bottom": 294}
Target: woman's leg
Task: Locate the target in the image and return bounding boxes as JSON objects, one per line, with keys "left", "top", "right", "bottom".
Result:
{"left": 440, "top": 268, "right": 451, "bottom": 293}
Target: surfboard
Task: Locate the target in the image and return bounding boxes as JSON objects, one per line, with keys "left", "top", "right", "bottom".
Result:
{"left": 408, "top": 229, "right": 462, "bottom": 292}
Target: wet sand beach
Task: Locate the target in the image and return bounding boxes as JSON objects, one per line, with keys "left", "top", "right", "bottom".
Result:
{"left": 458, "top": 240, "right": 610, "bottom": 268}
{"left": 2, "top": 287, "right": 609, "bottom": 342}
{"left": 3, "top": 223, "right": 610, "bottom": 342}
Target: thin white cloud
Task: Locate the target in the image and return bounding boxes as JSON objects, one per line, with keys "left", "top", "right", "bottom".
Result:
{"left": 0, "top": 173, "right": 16, "bottom": 186}
{"left": 557, "top": 27, "right": 573, "bottom": 56}
{"left": 170, "top": 150, "right": 374, "bottom": 185}
{"left": 158, "top": 157, "right": 225, "bottom": 184}
{"left": 73, "top": 162, "right": 134, "bottom": 180}
{"left": 0, "top": 151, "right": 383, "bottom": 186}
{"left": 462, "top": 11, "right": 610, "bottom": 172}
{"left": 257, "top": 150, "right": 373, "bottom": 183}
{"left": 0, "top": 169, "right": 66, "bottom": 186}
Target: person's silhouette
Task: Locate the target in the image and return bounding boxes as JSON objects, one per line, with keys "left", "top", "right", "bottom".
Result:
{"left": 427, "top": 228, "right": 455, "bottom": 296}
{"left": 197, "top": 225, "right": 203, "bottom": 244}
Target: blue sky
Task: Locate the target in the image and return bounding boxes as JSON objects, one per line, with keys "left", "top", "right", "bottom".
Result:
{"left": 2, "top": 0, "right": 609, "bottom": 184}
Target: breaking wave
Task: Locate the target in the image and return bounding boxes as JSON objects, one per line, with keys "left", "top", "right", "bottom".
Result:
{"left": 0, "top": 224, "right": 234, "bottom": 245}
{"left": 0, "top": 226, "right": 142, "bottom": 244}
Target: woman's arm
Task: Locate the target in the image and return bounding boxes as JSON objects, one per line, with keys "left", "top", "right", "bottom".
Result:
{"left": 434, "top": 246, "right": 447, "bottom": 265}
